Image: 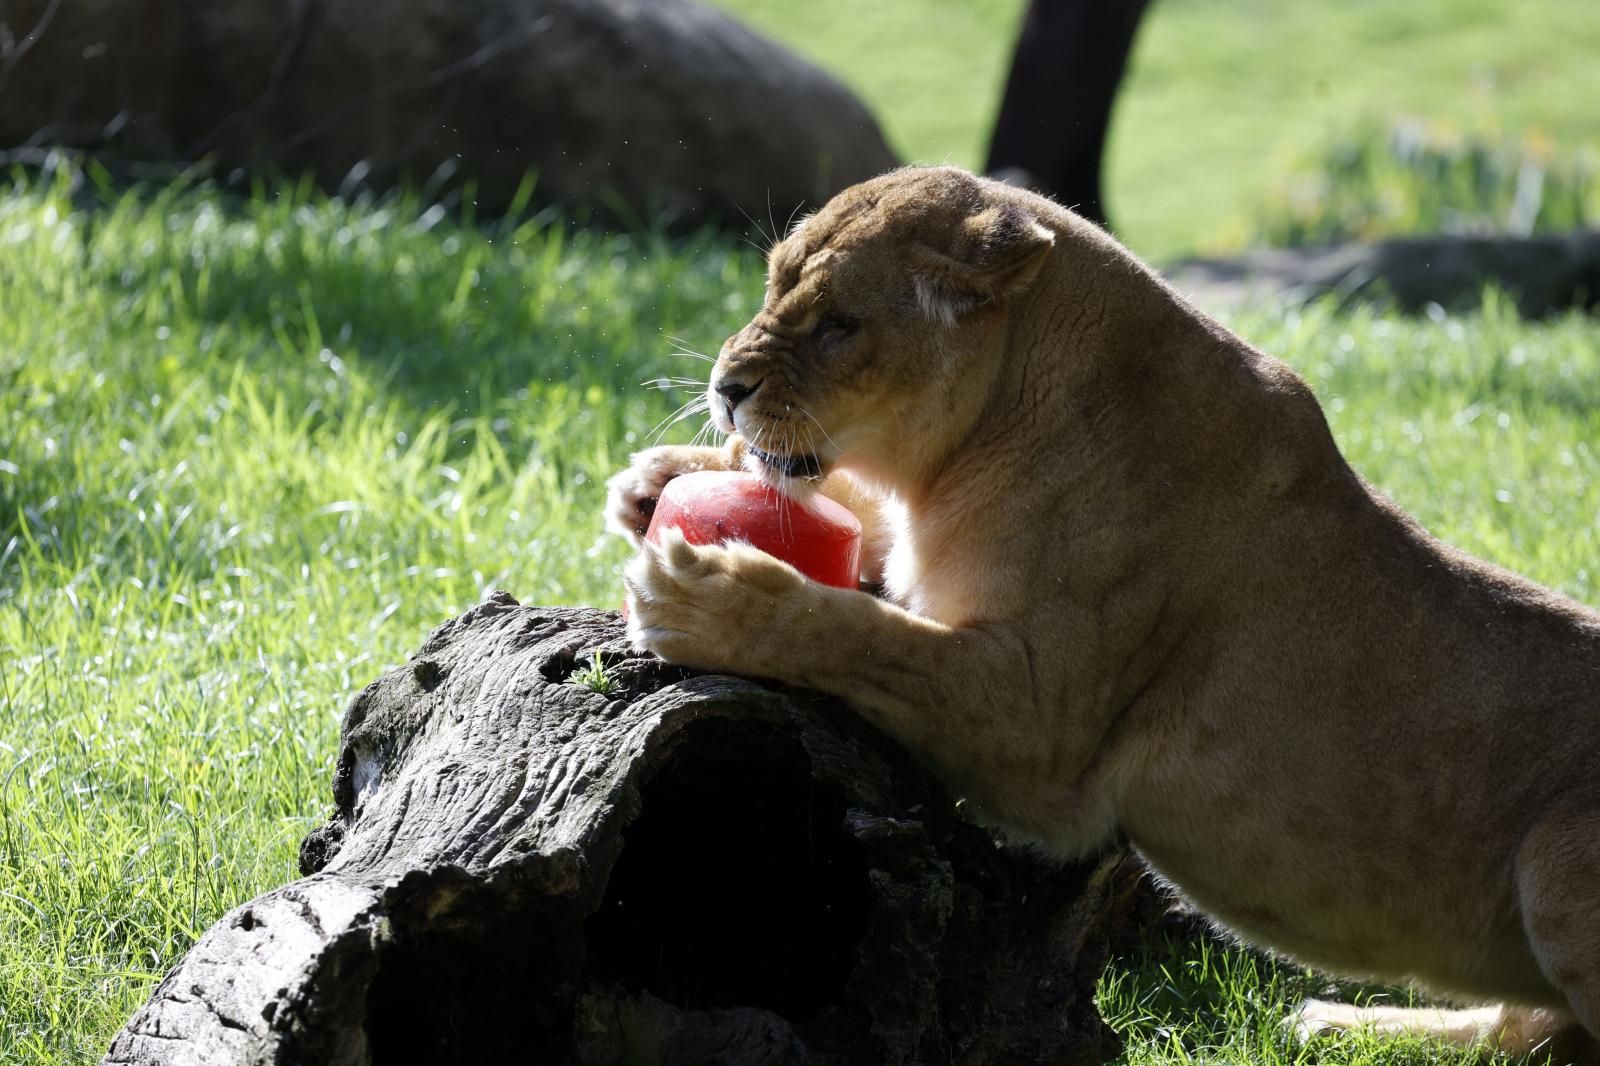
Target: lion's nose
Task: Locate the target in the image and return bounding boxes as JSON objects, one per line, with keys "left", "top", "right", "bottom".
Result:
{"left": 713, "top": 376, "right": 762, "bottom": 417}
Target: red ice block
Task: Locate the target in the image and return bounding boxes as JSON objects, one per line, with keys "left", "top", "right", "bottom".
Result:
{"left": 643, "top": 470, "right": 862, "bottom": 589}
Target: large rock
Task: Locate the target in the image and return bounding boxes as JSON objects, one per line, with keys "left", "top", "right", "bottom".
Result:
{"left": 0, "top": 0, "right": 899, "bottom": 227}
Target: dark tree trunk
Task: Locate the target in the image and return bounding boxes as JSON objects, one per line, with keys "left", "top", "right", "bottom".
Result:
{"left": 986, "top": 0, "right": 1153, "bottom": 229}
{"left": 103, "top": 595, "right": 1135, "bottom": 1065}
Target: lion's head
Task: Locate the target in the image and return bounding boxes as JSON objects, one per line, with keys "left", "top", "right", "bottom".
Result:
{"left": 708, "top": 166, "right": 1058, "bottom": 494}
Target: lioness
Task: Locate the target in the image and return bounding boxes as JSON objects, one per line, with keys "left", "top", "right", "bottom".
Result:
{"left": 605, "top": 165, "right": 1600, "bottom": 1061}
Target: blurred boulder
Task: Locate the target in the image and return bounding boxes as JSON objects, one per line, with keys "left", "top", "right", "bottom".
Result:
{"left": 0, "top": 0, "right": 899, "bottom": 227}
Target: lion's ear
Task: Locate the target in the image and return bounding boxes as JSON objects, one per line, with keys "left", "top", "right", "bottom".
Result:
{"left": 909, "top": 202, "right": 1056, "bottom": 326}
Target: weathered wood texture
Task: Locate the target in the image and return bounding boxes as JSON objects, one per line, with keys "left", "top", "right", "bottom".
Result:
{"left": 1166, "top": 230, "right": 1600, "bottom": 316}
{"left": 104, "top": 595, "right": 1130, "bottom": 1065}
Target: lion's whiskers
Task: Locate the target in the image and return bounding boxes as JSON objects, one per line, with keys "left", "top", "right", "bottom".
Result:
{"left": 647, "top": 394, "right": 712, "bottom": 446}
{"left": 690, "top": 418, "right": 721, "bottom": 449}
{"left": 735, "top": 203, "right": 778, "bottom": 258}
{"left": 797, "top": 405, "right": 840, "bottom": 459}
{"left": 642, "top": 375, "right": 712, "bottom": 392}
{"left": 664, "top": 336, "right": 716, "bottom": 364}
{"left": 781, "top": 423, "right": 799, "bottom": 542}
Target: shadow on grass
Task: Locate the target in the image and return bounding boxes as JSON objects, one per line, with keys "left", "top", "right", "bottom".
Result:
{"left": 35, "top": 163, "right": 760, "bottom": 416}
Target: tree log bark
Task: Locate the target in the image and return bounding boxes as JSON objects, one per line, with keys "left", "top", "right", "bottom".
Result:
{"left": 1165, "top": 230, "right": 1600, "bottom": 316}
{"left": 103, "top": 595, "right": 1131, "bottom": 1065}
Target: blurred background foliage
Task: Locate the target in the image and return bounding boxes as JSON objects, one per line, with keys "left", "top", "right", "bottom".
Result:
{"left": 1253, "top": 120, "right": 1599, "bottom": 247}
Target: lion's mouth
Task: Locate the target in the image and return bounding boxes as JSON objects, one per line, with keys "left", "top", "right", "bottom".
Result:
{"left": 747, "top": 445, "right": 823, "bottom": 480}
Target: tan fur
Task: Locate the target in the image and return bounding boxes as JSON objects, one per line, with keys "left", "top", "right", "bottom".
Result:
{"left": 605, "top": 166, "right": 1600, "bottom": 1062}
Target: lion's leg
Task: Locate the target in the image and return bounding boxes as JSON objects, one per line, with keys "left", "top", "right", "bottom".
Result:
{"left": 1513, "top": 806, "right": 1600, "bottom": 1062}
{"left": 1291, "top": 1000, "right": 1588, "bottom": 1062}
{"left": 1288, "top": 805, "right": 1600, "bottom": 1065}
{"left": 604, "top": 437, "right": 748, "bottom": 544}
{"left": 626, "top": 534, "right": 1067, "bottom": 800}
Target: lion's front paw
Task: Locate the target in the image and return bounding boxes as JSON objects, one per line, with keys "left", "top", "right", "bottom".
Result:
{"left": 603, "top": 444, "right": 730, "bottom": 546}
{"left": 1284, "top": 999, "right": 1366, "bottom": 1044}
{"left": 603, "top": 450, "right": 677, "bottom": 546}
{"left": 1285, "top": 1001, "right": 1332, "bottom": 1044}
{"left": 623, "top": 528, "right": 810, "bottom": 675}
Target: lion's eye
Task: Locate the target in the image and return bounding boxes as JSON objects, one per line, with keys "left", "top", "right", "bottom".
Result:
{"left": 813, "top": 312, "right": 860, "bottom": 343}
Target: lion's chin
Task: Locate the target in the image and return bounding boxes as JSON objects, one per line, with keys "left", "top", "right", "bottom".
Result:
{"left": 743, "top": 447, "right": 828, "bottom": 498}
{"left": 746, "top": 444, "right": 824, "bottom": 479}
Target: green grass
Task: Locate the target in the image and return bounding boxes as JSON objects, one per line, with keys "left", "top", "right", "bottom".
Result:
{"left": 569, "top": 650, "right": 619, "bottom": 696}
{"left": 1100, "top": 935, "right": 1498, "bottom": 1066}
{"left": 711, "top": 0, "right": 1600, "bottom": 258}
{"left": 2, "top": 171, "right": 1597, "bottom": 1064}
{"left": 0, "top": 167, "right": 759, "bottom": 1062}
{"left": 707, "top": 0, "right": 1025, "bottom": 175}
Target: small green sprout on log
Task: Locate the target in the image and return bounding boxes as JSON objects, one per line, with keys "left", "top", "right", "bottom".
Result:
{"left": 571, "top": 651, "right": 616, "bottom": 696}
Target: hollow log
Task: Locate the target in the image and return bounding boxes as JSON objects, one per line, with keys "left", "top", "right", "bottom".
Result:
{"left": 103, "top": 594, "right": 1132, "bottom": 1065}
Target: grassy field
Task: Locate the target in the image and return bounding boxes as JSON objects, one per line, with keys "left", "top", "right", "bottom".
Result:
{"left": 1100, "top": 934, "right": 1500, "bottom": 1066}
{"left": 3, "top": 165, "right": 1598, "bottom": 1063}
{"left": 8, "top": 8, "right": 1600, "bottom": 1066}
{"left": 713, "top": 0, "right": 1600, "bottom": 258}
{"left": 0, "top": 170, "right": 761, "bottom": 1061}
